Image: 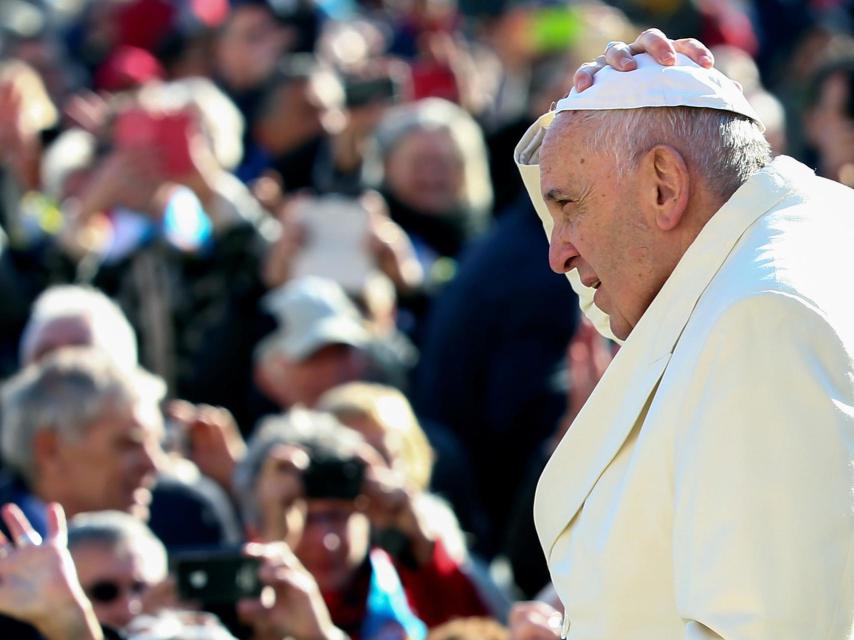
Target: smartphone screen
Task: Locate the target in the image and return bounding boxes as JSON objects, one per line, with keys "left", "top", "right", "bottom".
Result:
{"left": 344, "top": 76, "right": 400, "bottom": 108}
{"left": 291, "top": 195, "right": 376, "bottom": 293}
{"left": 114, "top": 108, "right": 159, "bottom": 149}
{"left": 172, "top": 549, "right": 263, "bottom": 605}
{"left": 113, "top": 108, "right": 196, "bottom": 179}
{"left": 155, "top": 111, "right": 196, "bottom": 178}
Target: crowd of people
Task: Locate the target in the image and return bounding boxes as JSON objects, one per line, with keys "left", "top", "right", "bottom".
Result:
{"left": 0, "top": 0, "right": 850, "bottom": 638}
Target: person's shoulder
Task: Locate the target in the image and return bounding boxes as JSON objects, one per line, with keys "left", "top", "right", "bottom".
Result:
{"left": 682, "top": 290, "right": 853, "bottom": 385}
{"left": 700, "top": 188, "right": 854, "bottom": 339}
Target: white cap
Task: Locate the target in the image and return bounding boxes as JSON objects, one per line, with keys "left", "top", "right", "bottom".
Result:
{"left": 553, "top": 53, "right": 763, "bottom": 128}
{"left": 259, "top": 277, "right": 371, "bottom": 361}
{"left": 513, "top": 53, "right": 764, "bottom": 342}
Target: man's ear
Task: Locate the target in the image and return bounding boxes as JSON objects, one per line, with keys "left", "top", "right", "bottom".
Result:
{"left": 32, "top": 429, "right": 60, "bottom": 471}
{"left": 642, "top": 145, "right": 690, "bottom": 231}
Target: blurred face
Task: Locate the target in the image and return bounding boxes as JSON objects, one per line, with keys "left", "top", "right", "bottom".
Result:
{"left": 336, "top": 413, "right": 395, "bottom": 468}
{"left": 52, "top": 398, "right": 162, "bottom": 518}
{"left": 259, "top": 344, "right": 367, "bottom": 408}
{"left": 539, "top": 115, "right": 658, "bottom": 340}
{"left": 807, "top": 71, "right": 854, "bottom": 182}
{"left": 293, "top": 498, "right": 370, "bottom": 595}
{"left": 258, "top": 80, "right": 326, "bottom": 155}
{"left": 216, "top": 6, "right": 289, "bottom": 90}
{"left": 72, "top": 541, "right": 149, "bottom": 630}
{"left": 384, "top": 129, "right": 464, "bottom": 215}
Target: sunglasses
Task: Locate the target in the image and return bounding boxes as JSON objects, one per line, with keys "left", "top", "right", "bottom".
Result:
{"left": 85, "top": 579, "right": 147, "bottom": 604}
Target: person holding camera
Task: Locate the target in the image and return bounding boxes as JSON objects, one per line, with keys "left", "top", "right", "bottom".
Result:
{"left": 0, "top": 500, "right": 355, "bottom": 640}
{"left": 234, "top": 407, "right": 490, "bottom": 639}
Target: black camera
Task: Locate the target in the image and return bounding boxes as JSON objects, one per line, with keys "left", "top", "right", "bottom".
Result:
{"left": 172, "top": 547, "right": 263, "bottom": 605}
{"left": 302, "top": 455, "right": 366, "bottom": 500}
{"left": 343, "top": 75, "right": 400, "bottom": 108}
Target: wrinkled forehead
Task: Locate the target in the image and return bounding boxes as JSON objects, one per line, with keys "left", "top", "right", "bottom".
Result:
{"left": 538, "top": 111, "right": 589, "bottom": 166}
{"left": 70, "top": 537, "right": 142, "bottom": 568}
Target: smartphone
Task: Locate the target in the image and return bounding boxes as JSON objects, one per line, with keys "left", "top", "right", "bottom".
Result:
{"left": 302, "top": 455, "right": 366, "bottom": 500}
{"left": 344, "top": 75, "right": 400, "bottom": 108}
{"left": 291, "top": 195, "right": 375, "bottom": 293}
{"left": 113, "top": 108, "right": 196, "bottom": 178}
{"left": 172, "top": 548, "right": 263, "bottom": 605}
{"left": 410, "top": 62, "right": 459, "bottom": 102}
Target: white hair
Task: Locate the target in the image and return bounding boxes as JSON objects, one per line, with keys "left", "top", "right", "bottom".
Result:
{"left": 20, "top": 285, "right": 138, "bottom": 369}
{"left": 68, "top": 510, "right": 168, "bottom": 583}
{"left": 561, "top": 107, "right": 771, "bottom": 200}
{"left": 1, "top": 347, "right": 165, "bottom": 482}
{"left": 371, "top": 98, "right": 493, "bottom": 219}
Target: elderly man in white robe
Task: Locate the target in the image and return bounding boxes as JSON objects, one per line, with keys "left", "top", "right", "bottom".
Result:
{"left": 512, "top": 30, "right": 854, "bottom": 640}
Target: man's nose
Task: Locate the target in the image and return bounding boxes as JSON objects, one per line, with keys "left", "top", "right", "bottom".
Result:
{"left": 113, "top": 592, "right": 141, "bottom": 628}
{"left": 548, "top": 235, "right": 579, "bottom": 274}
{"left": 137, "top": 440, "right": 161, "bottom": 477}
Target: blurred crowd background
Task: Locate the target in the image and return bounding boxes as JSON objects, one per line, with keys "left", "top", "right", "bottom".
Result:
{"left": 0, "top": 0, "right": 850, "bottom": 638}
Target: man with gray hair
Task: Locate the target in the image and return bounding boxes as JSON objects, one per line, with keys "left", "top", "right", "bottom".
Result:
{"left": 514, "top": 32, "right": 854, "bottom": 638}
{"left": 19, "top": 285, "right": 138, "bottom": 370}
{"left": 0, "top": 347, "right": 164, "bottom": 529}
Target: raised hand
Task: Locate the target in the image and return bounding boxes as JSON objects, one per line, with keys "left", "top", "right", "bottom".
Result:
{"left": 167, "top": 400, "right": 247, "bottom": 493}
{"left": 0, "top": 503, "right": 103, "bottom": 640}
{"left": 573, "top": 28, "right": 715, "bottom": 92}
{"left": 238, "top": 542, "right": 347, "bottom": 640}
{"left": 508, "top": 601, "right": 562, "bottom": 640}
{"left": 255, "top": 443, "right": 311, "bottom": 545}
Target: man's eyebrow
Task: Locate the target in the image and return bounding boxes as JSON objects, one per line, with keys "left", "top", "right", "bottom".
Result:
{"left": 544, "top": 188, "right": 571, "bottom": 203}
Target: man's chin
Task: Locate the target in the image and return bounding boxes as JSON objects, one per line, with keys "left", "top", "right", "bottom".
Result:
{"left": 127, "top": 487, "right": 153, "bottom": 520}
{"left": 608, "top": 316, "right": 633, "bottom": 341}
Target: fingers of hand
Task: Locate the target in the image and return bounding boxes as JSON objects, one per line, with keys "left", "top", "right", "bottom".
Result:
{"left": 509, "top": 602, "right": 562, "bottom": 639}
{"left": 1, "top": 504, "right": 42, "bottom": 547}
{"left": 245, "top": 540, "right": 301, "bottom": 570}
{"left": 166, "top": 399, "right": 196, "bottom": 425}
{"left": 236, "top": 597, "right": 267, "bottom": 621}
{"left": 633, "top": 28, "right": 676, "bottom": 64}
{"left": 673, "top": 37, "right": 714, "bottom": 67}
{"left": 45, "top": 503, "right": 67, "bottom": 547}
{"left": 509, "top": 601, "right": 558, "bottom": 625}
{"left": 259, "top": 445, "right": 310, "bottom": 502}
{"left": 267, "top": 444, "right": 310, "bottom": 476}
{"left": 604, "top": 41, "right": 636, "bottom": 70}
{"left": 573, "top": 59, "right": 605, "bottom": 91}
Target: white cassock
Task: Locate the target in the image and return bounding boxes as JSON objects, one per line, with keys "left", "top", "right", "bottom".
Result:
{"left": 516, "top": 109, "right": 854, "bottom": 639}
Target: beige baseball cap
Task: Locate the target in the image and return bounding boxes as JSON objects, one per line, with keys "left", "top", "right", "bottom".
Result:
{"left": 258, "top": 276, "right": 371, "bottom": 361}
{"left": 514, "top": 52, "right": 765, "bottom": 341}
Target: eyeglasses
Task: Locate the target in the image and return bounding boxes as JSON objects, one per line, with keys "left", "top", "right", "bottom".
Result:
{"left": 85, "top": 580, "right": 147, "bottom": 604}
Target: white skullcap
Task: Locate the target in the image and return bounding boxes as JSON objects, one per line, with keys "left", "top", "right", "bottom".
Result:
{"left": 553, "top": 52, "right": 763, "bottom": 128}
{"left": 514, "top": 53, "right": 765, "bottom": 342}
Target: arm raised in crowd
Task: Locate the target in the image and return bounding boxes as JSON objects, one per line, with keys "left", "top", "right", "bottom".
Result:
{"left": 239, "top": 542, "right": 349, "bottom": 640}
{"left": 0, "top": 503, "right": 104, "bottom": 640}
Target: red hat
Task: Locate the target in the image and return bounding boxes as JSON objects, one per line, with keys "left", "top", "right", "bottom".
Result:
{"left": 94, "top": 45, "right": 165, "bottom": 93}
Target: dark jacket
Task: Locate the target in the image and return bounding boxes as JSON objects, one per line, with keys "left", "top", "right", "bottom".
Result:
{"left": 414, "top": 198, "right": 579, "bottom": 555}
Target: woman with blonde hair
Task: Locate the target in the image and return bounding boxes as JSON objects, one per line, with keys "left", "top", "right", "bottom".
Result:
{"left": 317, "top": 382, "right": 512, "bottom": 621}
{"left": 317, "top": 381, "right": 434, "bottom": 493}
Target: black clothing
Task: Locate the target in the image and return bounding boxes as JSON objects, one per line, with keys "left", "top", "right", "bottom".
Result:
{"left": 414, "top": 198, "right": 579, "bottom": 555}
